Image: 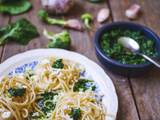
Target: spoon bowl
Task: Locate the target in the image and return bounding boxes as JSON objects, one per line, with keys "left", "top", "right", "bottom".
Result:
{"left": 118, "top": 37, "right": 140, "bottom": 52}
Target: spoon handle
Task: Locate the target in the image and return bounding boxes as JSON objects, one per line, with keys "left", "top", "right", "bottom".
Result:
{"left": 136, "top": 52, "right": 160, "bottom": 68}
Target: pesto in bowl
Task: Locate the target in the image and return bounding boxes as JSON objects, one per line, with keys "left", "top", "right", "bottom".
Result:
{"left": 100, "top": 30, "right": 158, "bottom": 65}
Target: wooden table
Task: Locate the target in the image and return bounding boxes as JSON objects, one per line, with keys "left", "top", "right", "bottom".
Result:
{"left": 0, "top": 0, "right": 160, "bottom": 120}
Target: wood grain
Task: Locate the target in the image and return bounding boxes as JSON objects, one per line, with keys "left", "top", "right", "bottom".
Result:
{"left": 1, "top": 0, "right": 160, "bottom": 119}
{"left": 0, "top": 13, "right": 10, "bottom": 63}
{"left": 131, "top": 67, "right": 160, "bottom": 120}
{"left": 1, "top": 0, "right": 140, "bottom": 119}
{"left": 129, "top": 0, "right": 160, "bottom": 119}
{"left": 109, "top": 0, "right": 160, "bottom": 119}
{"left": 1, "top": 0, "right": 63, "bottom": 62}
{"left": 68, "top": 0, "right": 139, "bottom": 119}
{"left": 108, "top": 72, "right": 139, "bottom": 120}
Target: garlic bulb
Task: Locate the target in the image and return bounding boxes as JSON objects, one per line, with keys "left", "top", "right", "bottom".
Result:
{"left": 41, "top": 0, "right": 75, "bottom": 15}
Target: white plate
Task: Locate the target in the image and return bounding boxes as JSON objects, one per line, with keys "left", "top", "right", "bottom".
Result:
{"left": 0, "top": 49, "right": 118, "bottom": 119}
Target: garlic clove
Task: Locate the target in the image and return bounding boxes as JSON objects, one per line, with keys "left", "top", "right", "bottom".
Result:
{"left": 64, "top": 19, "right": 82, "bottom": 31}
{"left": 125, "top": 4, "right": 141, "bottom": 19}
{"left": 97, "top": 8, "right": 110, "bottom": 23}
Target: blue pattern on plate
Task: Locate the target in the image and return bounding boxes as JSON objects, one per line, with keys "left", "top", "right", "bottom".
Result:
{"left": 9, "top": 61, "right": 38, "bottom": 75}
{"left": 9, "top": 61, "right": 102, "bottom": 102}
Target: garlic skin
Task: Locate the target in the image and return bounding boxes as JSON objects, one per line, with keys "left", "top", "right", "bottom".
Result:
{"left": 125, "top": 4, "right": 140, "bottom": 19}
{"left": 97, "top": 8, "right": 110, "bottom": 23}
{"left": 41, "top": 0, "right": 75, "bottom": 15}
{"left": 64, "top": 19, "right": 82, "bottom": 31}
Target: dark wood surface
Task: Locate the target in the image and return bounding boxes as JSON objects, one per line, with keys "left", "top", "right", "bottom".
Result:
{"left": 0, "top": 0, "right": 160, "bottom": 120}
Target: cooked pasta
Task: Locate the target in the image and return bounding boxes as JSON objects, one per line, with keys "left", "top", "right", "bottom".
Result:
{"left": 0, "top": 57, "right": 115, "bottom": 120}
{"left": 34, "top": 57, "right": 85, "bottom": 92}
{"left": 0, "top": 74, "right": 36, "bottom": 120}
{"left": 49, "top": 88, "right": 115, "bottom": 120}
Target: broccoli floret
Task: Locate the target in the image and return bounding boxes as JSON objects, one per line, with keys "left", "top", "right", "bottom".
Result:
{"left": 38, "top": 10, "right": 82, "bottom": 30}
{"left": 70, "top": 108, "right": 81, "bottom": 120}
{"left": 37, "top": 10, "right": 48, "bottom": 20}
{"left": 7, "top": 87, "right": 26, "bottom": 97}
{"left": 73, "top": 79, "right": 96, "bottom": 92}
{"left": 43, "top": 28, "right": 71, "bottom": 49}
{"left": 52, "top": 59, "right": 64, "bottom": 69}
{"left": 38, "top": 10, "right": 67, "bottom": 25}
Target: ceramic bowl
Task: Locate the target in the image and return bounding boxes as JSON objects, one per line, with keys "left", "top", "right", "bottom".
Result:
{"left": 94, "top": 22, "right": 160, "bottom": 76}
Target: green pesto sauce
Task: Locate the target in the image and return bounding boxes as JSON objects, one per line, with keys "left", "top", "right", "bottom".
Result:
{"left": 30, "top": 91, "right": 58, "bottom": 119}
{"left": 100, "top": 30, "right": 158, "bottom": 65}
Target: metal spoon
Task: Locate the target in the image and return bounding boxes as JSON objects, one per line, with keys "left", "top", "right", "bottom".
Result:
{"left": 118, "top": 37, "right": 160, "bottom": 68}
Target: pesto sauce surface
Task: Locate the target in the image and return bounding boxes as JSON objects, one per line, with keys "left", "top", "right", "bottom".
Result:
{"left": 100, "top": 30, "right": 158, "bottom": 65}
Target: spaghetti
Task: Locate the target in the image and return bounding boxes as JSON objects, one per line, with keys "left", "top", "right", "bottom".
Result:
{"left": 50, "top": 88, "right": 115, "bottom": 120}
{"left": 34, "top": 57, "right": 85, "bottom": 92}
{"left": 0, "top": 74, "right": 36, "bottom": 120}
{"left": 0, "top": 57, "right": 115, "bottom": 120}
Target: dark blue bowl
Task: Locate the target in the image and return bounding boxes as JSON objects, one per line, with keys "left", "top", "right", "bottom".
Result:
{"left": 94, "top": 22, "right": 160, "bottom": 76}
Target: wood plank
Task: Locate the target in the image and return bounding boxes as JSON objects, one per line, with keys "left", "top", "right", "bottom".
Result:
{"left": 131, "top": 67, "right": 160, "bottom": 120}
{"left": 0, "top": 13, "right": 10, "bottom": 63}
{"left": 109, "top": 0, "right": 160, "bottom": 119}
{"left": 108, "top": 72, "right": 139, "bottom": 120}
{"left": 129, "top": 0, "right": 160, "bottom": 119}
{"left": 109, "top": 0, "right": 160, "bottom": 36}
{"left": 68, "top": 0, "right": 139, "bottom": 119}
{"left": 1, "top": 0, "right": 63, "bottom": 62}
{"left": 1, "top": 0, "right": 140, "bottom": 119}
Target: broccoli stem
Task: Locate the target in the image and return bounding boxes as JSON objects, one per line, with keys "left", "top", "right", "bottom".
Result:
{"left": 81, "top": 13, "right": 95, "bottom": 32}
{"left": 88, "top": 0, "right": 100, "bottom": 2}
{"left": 38, "top": 10, "right": 81, "bottom": 31}
{"left": 84, "top": 19, "right": 91, "bottom": 30}
{"left": 84, "top": 18, "right": 95, "bottom": 31}
{"left": 46, "top": 18, "right": 67, "bottom": 25}
{"left": 0, "top": 35, "right": 7, "bottom": 45}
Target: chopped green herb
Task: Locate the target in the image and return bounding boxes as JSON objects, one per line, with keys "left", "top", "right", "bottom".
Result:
{"left": 26, "top": 68, "right": 34, "bottom": 77}
{"left": 92, "top": 85, "right": 96, "bottom": 91}
{"left": 3, "top": 91, "right": 6, "bottom": 94}
{"left": 42, "top": 101, "right": 56, "bottom": 115}
{"left": 30, "top": 112, "right": 45, "bottom": 119}
{"left": 70, "top": 108, "right": 81, "bottom": 120}
{"left": 73, "top": 79, "right": 96, "bottom": 92}
{"left": 26, "top": 77, "right": 29, "bottom": 80}
{"left": 35, "top": 91, "right": 58, "bottom": 118}
{"left": 52, "top": 59, "right": 64, "bottom": 69}
{"left": 28, "top": 72, "right": 34, "bottom": 77}
{"left": 37, "top": 91, "right": 58, "bottom": 104}
{"left": 100, "top": 30, "right": 158, "bottom": 65}
{"left": 7, "top": 87, "right": 26, "bottom": 97}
